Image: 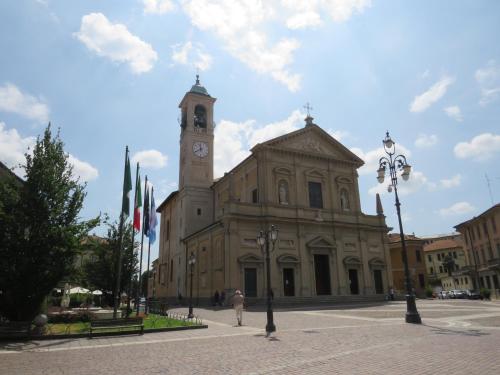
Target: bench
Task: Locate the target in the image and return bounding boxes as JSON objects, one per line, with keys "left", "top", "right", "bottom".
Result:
{"left": 89, "top": 317, "right": 144, "bottom": 338}
{"left": 0, "top": 321, "right": 31, "bottom": 339}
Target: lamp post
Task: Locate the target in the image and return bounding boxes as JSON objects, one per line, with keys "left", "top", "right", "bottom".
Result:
{"left": 257, "top": 225, "right": 279, "bottom": 336}
{"left": 377, "top": 131, "right": 422, "bottom": 324}
{"left": 187, "top": 252, "right": 196, "bottom": 319}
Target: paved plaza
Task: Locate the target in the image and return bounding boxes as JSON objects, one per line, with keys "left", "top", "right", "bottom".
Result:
{"left": 1, "top": 299, "right": 500, "bottom": 374}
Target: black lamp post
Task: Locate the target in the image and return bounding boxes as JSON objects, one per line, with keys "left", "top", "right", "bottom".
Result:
{"left": 187, "top": 251, "right": 196, "bottom": 319}
{"left": 377, "top": 131, "right": 422, "bottom": 324}
{"left": 257, "top": 225, "right": 278, "bottom": 336}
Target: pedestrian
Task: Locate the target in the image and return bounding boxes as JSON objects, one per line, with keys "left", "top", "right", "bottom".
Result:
{"left": 220, "top": 290, "right": 225, "bottom": 306}
{"left": 389, "top": 287, "right": 395, "bottom": 301}
{"left": 231, "top": 290, "right": 245, "bottom": 326}
{"left": 214, "top": 290, "right": 220, "bottom": 306}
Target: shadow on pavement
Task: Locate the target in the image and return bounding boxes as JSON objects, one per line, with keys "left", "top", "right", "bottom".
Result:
{"left": 423, "top": 323, "right": 490, "bottom": 337}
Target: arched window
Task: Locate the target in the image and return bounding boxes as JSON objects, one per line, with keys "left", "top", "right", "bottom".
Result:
{"left": 194, "top": 105, "right": 207, "bottom": 128}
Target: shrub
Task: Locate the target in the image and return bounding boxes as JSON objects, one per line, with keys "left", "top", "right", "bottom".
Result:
{"left": 480, "top": 288, "right": 491, "bottom": 300}
{"left": 425, "top": 285, "right": 434, "bottom": 298}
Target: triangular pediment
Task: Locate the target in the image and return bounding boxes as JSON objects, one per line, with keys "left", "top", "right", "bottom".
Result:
{"left": 237, "top": 253, "right": 264, "bottom": 264}
{"left": 306, "top": 236, "right": 336, "bottom": 249}
{"left": 257, "top": 125, "right": 363, "bottom": 166}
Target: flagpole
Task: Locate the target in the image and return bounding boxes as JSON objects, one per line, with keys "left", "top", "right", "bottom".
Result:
{"left": 145, "top": 186, "right": 157, "bottom": 315}
{"left": 136, "top": 175, "right": 148, "bottom": 316}
{"left": 113, "top": 146, "right": 129, "bottom": 319}
{"left": 127, "top": 162, "right": 140, "bottom": 317}
{"left": 146, "top": 240, "right": 151, "bottom": 314}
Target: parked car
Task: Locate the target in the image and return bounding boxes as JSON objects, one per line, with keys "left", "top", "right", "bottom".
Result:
{"left": 466, "top": 290, "right": 482, "bottom": 300}
{"left": 449, "top": 290, "right": 466, "bottom": 299}
{"left": 438, "top": 290, "right": 449, "bottom": 299}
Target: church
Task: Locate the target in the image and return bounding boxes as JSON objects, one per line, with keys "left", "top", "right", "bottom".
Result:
{"left": 152, "top": 77, "right": 392, "bottom": 304}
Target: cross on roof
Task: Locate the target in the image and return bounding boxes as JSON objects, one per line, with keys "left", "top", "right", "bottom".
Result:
{"left": 303, "top": 102, "right": 313, "bottom": 117}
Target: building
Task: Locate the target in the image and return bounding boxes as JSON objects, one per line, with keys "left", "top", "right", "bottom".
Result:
{"left": 423, "top": 239, "right": 472, "bottom": 292}
{"left": 455, "top": 204, "right": 500, "bottom": 296}
{"left": 420, "top": 233, "right": 462, "bottom": 246}
{"left": 388, "top": 234, "right": 427, "bottom": 296}
{"left": 153, "top": 77, "right": 392, "bottom": 304}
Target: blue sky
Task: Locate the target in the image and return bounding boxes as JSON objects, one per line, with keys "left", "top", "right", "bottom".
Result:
{"left": 1, "top": 1, "right": 500, "bottom": 266}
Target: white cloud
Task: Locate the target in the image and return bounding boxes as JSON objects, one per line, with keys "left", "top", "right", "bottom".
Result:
{"left": 444, "top": 105, "right": 463, "bottom": 122}
{"left": 454, "top": 133, "right": 500, "bottom": 161}
{"left": 475, "top": 60, "right": 500, "bottom": 106}
{"left": 368, "top": 170, "right": 433, "bottom": 197}
{"left": 132, "top": 149, "right": 168, "bottom": 169}
{"left": 0, "top": 83, "right": 50, "bottom": 123}
{"left": 171, "top": 41, "right": 213, "bottom": 71}
{"left": 74, "top": 13, "right": 158, "bottom": 74}
{"left": 67, "top": 154, "right": 98, "bottom": 182}
{"left": 440, "top": 174, "right": 461, "bottom": 189}
{"left": 410, "top": 76, "right": 455, "bottom": 113}
{"left": 0, "top": 122, "right": 98, "bottom": 181}
{"left": 142, "top": 0, "right": 175, "bottom": 14}
{"left": 181, "top": 1, "right": 369, "bottom": 91}
{"left": 421, "top": 69, "right": 430, "bottom": 79}
{"left": 414, "top": 133, "right": 438, "bottom": 148}
{"left": 214, "top": 110, "right": 304, "bottom": 177}
{"left": 0, "top": 122, "right": 35, "bottom": 175}
{"left": 439, "top": 201, "right": 475, "bottom": 217}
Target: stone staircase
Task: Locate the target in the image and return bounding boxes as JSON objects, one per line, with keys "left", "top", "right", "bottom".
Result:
{"left": 244, "top": 294, "right": 386, "bottom": 308}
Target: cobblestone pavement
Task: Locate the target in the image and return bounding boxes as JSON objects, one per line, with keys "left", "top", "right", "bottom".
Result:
{"left": 1, "top": 300, "right": 500, "bottom": 375}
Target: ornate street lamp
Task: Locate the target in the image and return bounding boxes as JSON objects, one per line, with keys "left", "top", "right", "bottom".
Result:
{"left": 257, "top": 225, "right": 279, "bottom": 336}
{"left": 187, "top": 251, "right": 196, "bottom": 319}
{"left": 377, "top": 131, "right": 422, "bottom": 324}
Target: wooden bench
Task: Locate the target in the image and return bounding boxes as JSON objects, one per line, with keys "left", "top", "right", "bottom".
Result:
{"left": 89, "top": 317, "right": 144, "bottom": 338}
{"left": 0, "top": 321, "right": 31, "bottom": 339}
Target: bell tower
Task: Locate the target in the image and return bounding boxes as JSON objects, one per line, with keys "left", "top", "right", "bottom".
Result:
{"left": 178, "top": 75, "right": 216, "bottom": 236}
{"left": 179, "top": 75, "right": 216, "bottom": 190}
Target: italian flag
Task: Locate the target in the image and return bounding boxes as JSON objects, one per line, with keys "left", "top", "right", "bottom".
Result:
{"left": 133, "top": 165, "right": 142, "bottom": 232}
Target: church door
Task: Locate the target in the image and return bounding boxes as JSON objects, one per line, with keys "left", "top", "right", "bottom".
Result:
{"left": 349, "top": 269, "right": 359, "bottom": 295}
{"left": 244, "top": 268, "right": 257, "bottom": 297}
{"left": 314, "top": 254, "right": 331, "bottom": 295}
{"left": 373, "top": 269, "right": 384, "bottom": 294}
{"left": 283, "top": 268, "right": 295, "bottom": 296}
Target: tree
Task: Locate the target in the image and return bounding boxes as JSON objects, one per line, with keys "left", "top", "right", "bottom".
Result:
{"left": 83, "top": 221, "right": 138, "bottom": 307}
{"left": 141, "top": 270, "right": 152, "bottom": 298}
{"left": 0, "top": 125, "right": 99, "bottom": 321}
{"left": 442, "top": 254, "right": 457, "bottom": 289}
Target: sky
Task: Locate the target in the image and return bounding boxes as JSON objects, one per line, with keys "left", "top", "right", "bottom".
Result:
{"left": 1, "top": 1, "right": 500, "bottom": 267}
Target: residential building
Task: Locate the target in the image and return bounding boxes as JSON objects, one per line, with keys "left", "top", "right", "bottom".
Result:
{"left": 423, "top": 239, "right": 472, "bottom": 291}
{"left": 388, "top": 233, "right": 427, "bottom": 297}
{"left": 455, "top": 204, "right": 500, "bottom": 297}
{"left": 153, "top": 77, "right": 392, "bottom": 304}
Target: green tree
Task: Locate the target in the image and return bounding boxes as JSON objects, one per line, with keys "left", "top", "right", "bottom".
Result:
{"left": 0, "top": 125, "right": 98, "bottom": 321}
{"left": 83, "top": 221, "right": 138, "bottom": 307}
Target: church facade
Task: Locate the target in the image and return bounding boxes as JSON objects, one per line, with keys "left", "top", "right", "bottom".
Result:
{"left": 152, "top": 78, "right": 392, "bottom": 303}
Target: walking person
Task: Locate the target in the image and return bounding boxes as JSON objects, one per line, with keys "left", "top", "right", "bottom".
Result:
{"left": 231, "top": 290, "right": 245, "bottom": 326}
{"left": 389, "top": 287, "right": 395, "bottom": 301}
{"left": 213, "top": 290, "right": 220, "bottom": 307}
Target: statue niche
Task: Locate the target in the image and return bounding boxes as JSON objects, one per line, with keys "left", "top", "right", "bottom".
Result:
{"left": 194, "top": 105, "right": 207, "bottom": 128}
{"left": 340, "top": 188, "right": 350, "bottom": 211}
{"left": 278, "top": 180, "right": 289, "bottom": 205}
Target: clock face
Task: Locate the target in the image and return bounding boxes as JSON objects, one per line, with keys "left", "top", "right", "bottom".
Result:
{"left": 193, "top": 141, "right": 209, "bottom": 158}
